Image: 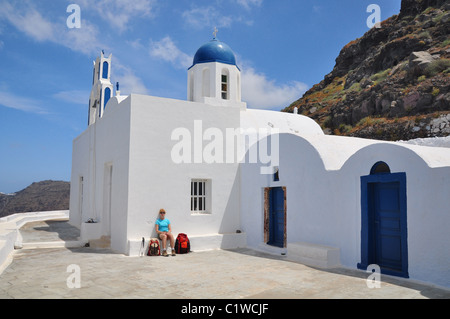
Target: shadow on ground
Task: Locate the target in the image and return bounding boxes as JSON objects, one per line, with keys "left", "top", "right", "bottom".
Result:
{"left": 226, "top": 248, "right": 450, "bottom": 299}
{"left": 15, "top": 220, "right": 450, "bottom": 299}
{"left": 19, "top": 220, "right": 79, "bottom": 243}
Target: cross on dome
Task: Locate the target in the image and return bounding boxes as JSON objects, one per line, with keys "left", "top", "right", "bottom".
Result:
{"left": 213, "top": 27, "right": 218, "bottom": 38}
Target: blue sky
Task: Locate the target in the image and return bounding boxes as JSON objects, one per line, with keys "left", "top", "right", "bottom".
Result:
{"left": 0, "top": 0, "right": 401, "bottom": 193}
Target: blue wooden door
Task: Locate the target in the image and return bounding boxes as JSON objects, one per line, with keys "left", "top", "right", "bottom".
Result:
{"left": 373, "top": 182, "right": 403, "bottom": 272}
{"left": 359, "top": 171, "right": 408, "bottom": 278}
{"left": 268, "top": 187, "right": 285, "bottom": 248}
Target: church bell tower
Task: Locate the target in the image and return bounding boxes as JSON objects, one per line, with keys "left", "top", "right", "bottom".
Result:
{"left": 88, "top": 51, "right": 114, "bottom": 126}
{"left": 188, "top": 31, "right": 246, "bottom": 109}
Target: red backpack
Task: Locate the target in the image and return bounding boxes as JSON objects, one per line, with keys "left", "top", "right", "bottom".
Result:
{"left": 147, "top": 238, "right": 161, "bottom": 256}
{"left": 175, "top": 233, "right": 190, "bottom": 254}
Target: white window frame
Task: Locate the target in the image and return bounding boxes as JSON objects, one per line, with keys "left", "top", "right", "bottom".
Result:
{"left": 191, "top": 179, "right": 211, "bottom": 214}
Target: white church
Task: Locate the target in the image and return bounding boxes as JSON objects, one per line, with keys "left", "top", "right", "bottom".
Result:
{"left": 69, "top": 37, "right": 450, "bottom": 289}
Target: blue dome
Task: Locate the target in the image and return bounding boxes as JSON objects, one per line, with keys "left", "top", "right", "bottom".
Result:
{"left": 190, "top": 38, "right": 237, "bottom": 69}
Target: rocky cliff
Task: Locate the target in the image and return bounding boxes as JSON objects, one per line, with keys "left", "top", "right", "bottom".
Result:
{"left": 0, "top": 180, "right": 70, "bottom": 218}
{"left": 283, "top": 0, "right": 450, "bottom": 140}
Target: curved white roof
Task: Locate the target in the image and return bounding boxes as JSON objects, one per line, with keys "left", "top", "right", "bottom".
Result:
{"left": 240, "top": 109, "right": 324, "bottom": 136}
{"left": 240, "top": 109, "right": 450, "bottom": 170}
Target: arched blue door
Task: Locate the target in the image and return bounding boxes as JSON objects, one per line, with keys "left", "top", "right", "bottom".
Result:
{"left": 359, "top": 163, "right": 408, "bottom": 278}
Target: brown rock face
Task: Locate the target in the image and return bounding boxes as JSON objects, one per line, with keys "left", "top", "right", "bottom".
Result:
{"left": 0, "top": 180, "right": 70, "bottom": 218}
{"left": 284, "top": 0, "right": 450, "bottom": 141}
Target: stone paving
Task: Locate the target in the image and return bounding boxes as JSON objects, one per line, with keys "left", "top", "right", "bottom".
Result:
{"left": 0, "top": 220, "right": 449, "bottom": 299}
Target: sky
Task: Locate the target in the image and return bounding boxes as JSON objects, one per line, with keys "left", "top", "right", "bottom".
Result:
{"left": 0, "top": 0, "right": 402, "bottom": 194}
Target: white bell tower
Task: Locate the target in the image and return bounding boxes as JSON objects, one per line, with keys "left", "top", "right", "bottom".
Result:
{"left": 88, "top": 51, "right": 114, "bottom": 126}
{"left": 188, "top": 34, "right": 246, "bottom": 109}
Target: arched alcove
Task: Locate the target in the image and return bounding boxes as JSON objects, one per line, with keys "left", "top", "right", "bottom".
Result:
{"left": 370, "top": 161, "right": 391, "bottom": 175}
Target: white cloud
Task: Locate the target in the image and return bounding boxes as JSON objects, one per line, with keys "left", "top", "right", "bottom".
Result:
{"left": 53, "top": 90, "right": 89, "bottom": 105}
{"left": 0, "top": 2, "right": 55, "bottom": 42}
{"left": 236, "top": 0, "right": 263, "bottom": 10}
{"left": 2, "top": 0, "right": 152, "bottom": 98}
{"left": 117, "top": 72, "right": 149, "bottom": 95}
{"left": 77, "top": 0, "right": 156, "bottom": 32}
{"left": 61, "top": 20, "right": 104, "bottom": 56}
{"left": 181, "top": 4, "right": 259, "bottom": 31}
{"left": 0, "top": 1, "right": 104, "bottom": 56}
{"left": 182, "top": 6, "right": 233, "bottom": 29}
{"left": 127, "top": 38, "right": 145, "bottom": 50}
{"left": 241, "top": 66, "right": 308, "bottom": 110}
{"left": 149, "top": 36, "right": 192, "bottom": 69}
{"left": 113, "top": 61, "right": 149, "bottom": 95}
{"left": 0, "top": 89, "right": 47, "bottom": 114}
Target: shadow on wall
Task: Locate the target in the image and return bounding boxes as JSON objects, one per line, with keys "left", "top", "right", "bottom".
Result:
{"left": 218, "top": 167, "right": 241, "bottom": 235}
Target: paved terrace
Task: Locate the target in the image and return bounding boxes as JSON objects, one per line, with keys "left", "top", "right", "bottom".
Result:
{"left": 0, "top": 217, "right": 449, "bottom": 299}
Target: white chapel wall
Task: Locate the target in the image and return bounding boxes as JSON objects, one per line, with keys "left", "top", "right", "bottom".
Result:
{"left": 70, "top": 96, "right": 132, "bottom": 253}
{"left": 125, "top": 94, "right": 242, "bottom": 244}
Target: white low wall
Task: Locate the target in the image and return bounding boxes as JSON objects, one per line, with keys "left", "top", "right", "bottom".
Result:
{"left": 126, "top": 232, "right": 247, "bottom": 256}
{"left": 286, "top": 242, "right": 340, "bottom": 269}
{"left": 0, "top": 210, "right": 69, "bottom": 274}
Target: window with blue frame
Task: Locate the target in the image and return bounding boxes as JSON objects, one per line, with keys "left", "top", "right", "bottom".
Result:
{"left": 104, "top": 88, "right": 111, "bottom": 109}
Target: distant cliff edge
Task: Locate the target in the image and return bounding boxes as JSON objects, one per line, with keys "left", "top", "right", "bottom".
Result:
{"left": 0, "top": 180, "right": 70, "bottom": 218}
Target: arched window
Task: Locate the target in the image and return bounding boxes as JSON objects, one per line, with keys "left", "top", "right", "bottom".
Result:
{"left": 104, "top": 88, "right": 111, "bottom": 109}
{"left": 102, "top": 61, "right": 109, "bottom": 79}
{"left": 221, "top": 69, "right": 229, "bottom": 100}
{"left": 370, "top": 161, "right": 391, "bottom": 175}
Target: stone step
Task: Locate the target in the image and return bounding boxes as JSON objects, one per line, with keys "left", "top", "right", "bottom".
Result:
{"left": 286, "top": 242, "right": 340, "bottom": 269}
{"left": 20, "top": 240, "right": 85, "bottom": 249}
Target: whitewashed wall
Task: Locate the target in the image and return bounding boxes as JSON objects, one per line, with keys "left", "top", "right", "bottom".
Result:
{"left": 342, "top": 143, "right": 450, "bottom": 288}
{"left": 70, "top": 96, "right": 132, "bottom": 254}
{"left": 126, "top": 94, "right": 242, "bottom": 246}
{"left": 70, "top": 92, "right": 450, "bottom": 287}
{"left": 240, "top": 133, "right": 450, "bottom": 288}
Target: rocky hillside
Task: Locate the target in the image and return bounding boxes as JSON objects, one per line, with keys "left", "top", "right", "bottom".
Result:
{"left": 284, "top": 0, "right": 450, "bottom": 141}
{"left": 0, "top": 180, "right": 70, "bottom": 218}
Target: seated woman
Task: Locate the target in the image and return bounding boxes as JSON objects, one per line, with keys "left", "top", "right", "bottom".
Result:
{"left": 155, "top": 209, "right": 176, "bottom": 256}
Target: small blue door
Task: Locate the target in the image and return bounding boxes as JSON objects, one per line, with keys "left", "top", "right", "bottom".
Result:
{"left": 359, "top": 170, "right": 408, "bottom": 278}
{"left": 268, "top": 187, "right": 285, "bottom": 248}
{"left": 373, "top": 182, "right": 403, "bottom": 272}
